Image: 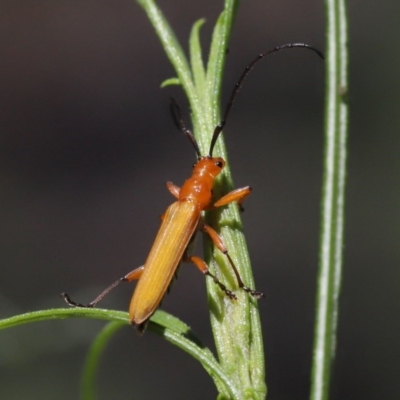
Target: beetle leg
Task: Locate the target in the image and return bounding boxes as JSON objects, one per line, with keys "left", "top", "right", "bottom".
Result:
{"left": 124, "top": 265, "right": 145, "bottom": 281}
{"left": 166, "top": 181, "right": 180, "bottom": 199}
{"left": 202, "top": 224, "right": 264, "bottom": 299}
{"left": 188, "top": 255, "right": 237, "bottom": 300}
{"left": 213, "top": 186, "right": 252, "bottom": 211}
{"left": 61, "top": 265, "right": 145, "bottom": 308}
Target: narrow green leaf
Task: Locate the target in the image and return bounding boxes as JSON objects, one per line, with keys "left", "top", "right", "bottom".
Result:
{"left": 136, "top": 0, "right": 211, "bottom": 164}
{"left": 136, "top": 0, "right": 198, "bottom": 114}
{"left": 81, "top": 321, "right": 125, "bottom": 400}
{"left": 189, "top": 19, "right": 207, "bottom": 95}
{"left": 160, "top": 77, "right": 181, "bottom": 88}
{"left": 204, "top": 0, "right": 239, "bottom": 141}
{"left": 310, "top": 0, "right": 349, "bottom": 399}
{"left": 0, "top": 308, "right": 128, "bottom": 329}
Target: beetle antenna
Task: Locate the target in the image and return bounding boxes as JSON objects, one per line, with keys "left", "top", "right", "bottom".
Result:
{"left": 208, "top": 43, "right": 324, "bottom": 156}
{"left": 170, "top": 97, "right": 202, "bottom": 158}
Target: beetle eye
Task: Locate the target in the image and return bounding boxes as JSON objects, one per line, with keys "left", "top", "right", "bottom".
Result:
{"left": 192, "top": 163, "right": 196, "bottom": 168}
{"left": 215, "top": 161, "right": 223, "bottom": 168}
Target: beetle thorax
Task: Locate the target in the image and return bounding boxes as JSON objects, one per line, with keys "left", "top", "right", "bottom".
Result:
{"left": 178, "top": 156, "right": 225, "bottom": 209}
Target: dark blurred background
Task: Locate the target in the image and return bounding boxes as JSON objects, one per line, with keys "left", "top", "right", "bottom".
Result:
{"left": 0, "top": 0, "right": 398, "bottom": 399}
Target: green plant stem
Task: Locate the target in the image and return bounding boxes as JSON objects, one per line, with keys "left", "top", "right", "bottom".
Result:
{"left": 137, "top": 1, "right": 265, "bottom": 398}
{"left": 310, "top": 0, "right": 349, "bottom": 399}
{"left": 81, "top": 321, "right": 125, "bottom": 400}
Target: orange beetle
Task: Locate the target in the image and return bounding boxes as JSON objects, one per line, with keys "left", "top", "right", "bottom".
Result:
{"left": 62, "top": 43, "right": 322, "bottom": 331}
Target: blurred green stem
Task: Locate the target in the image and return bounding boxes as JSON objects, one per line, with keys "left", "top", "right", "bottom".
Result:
{"left": 81, "top": 321, "right": 125, "bottom": 400}
{"left": 310, "top": 0, "right": 349, "bottom": 399}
